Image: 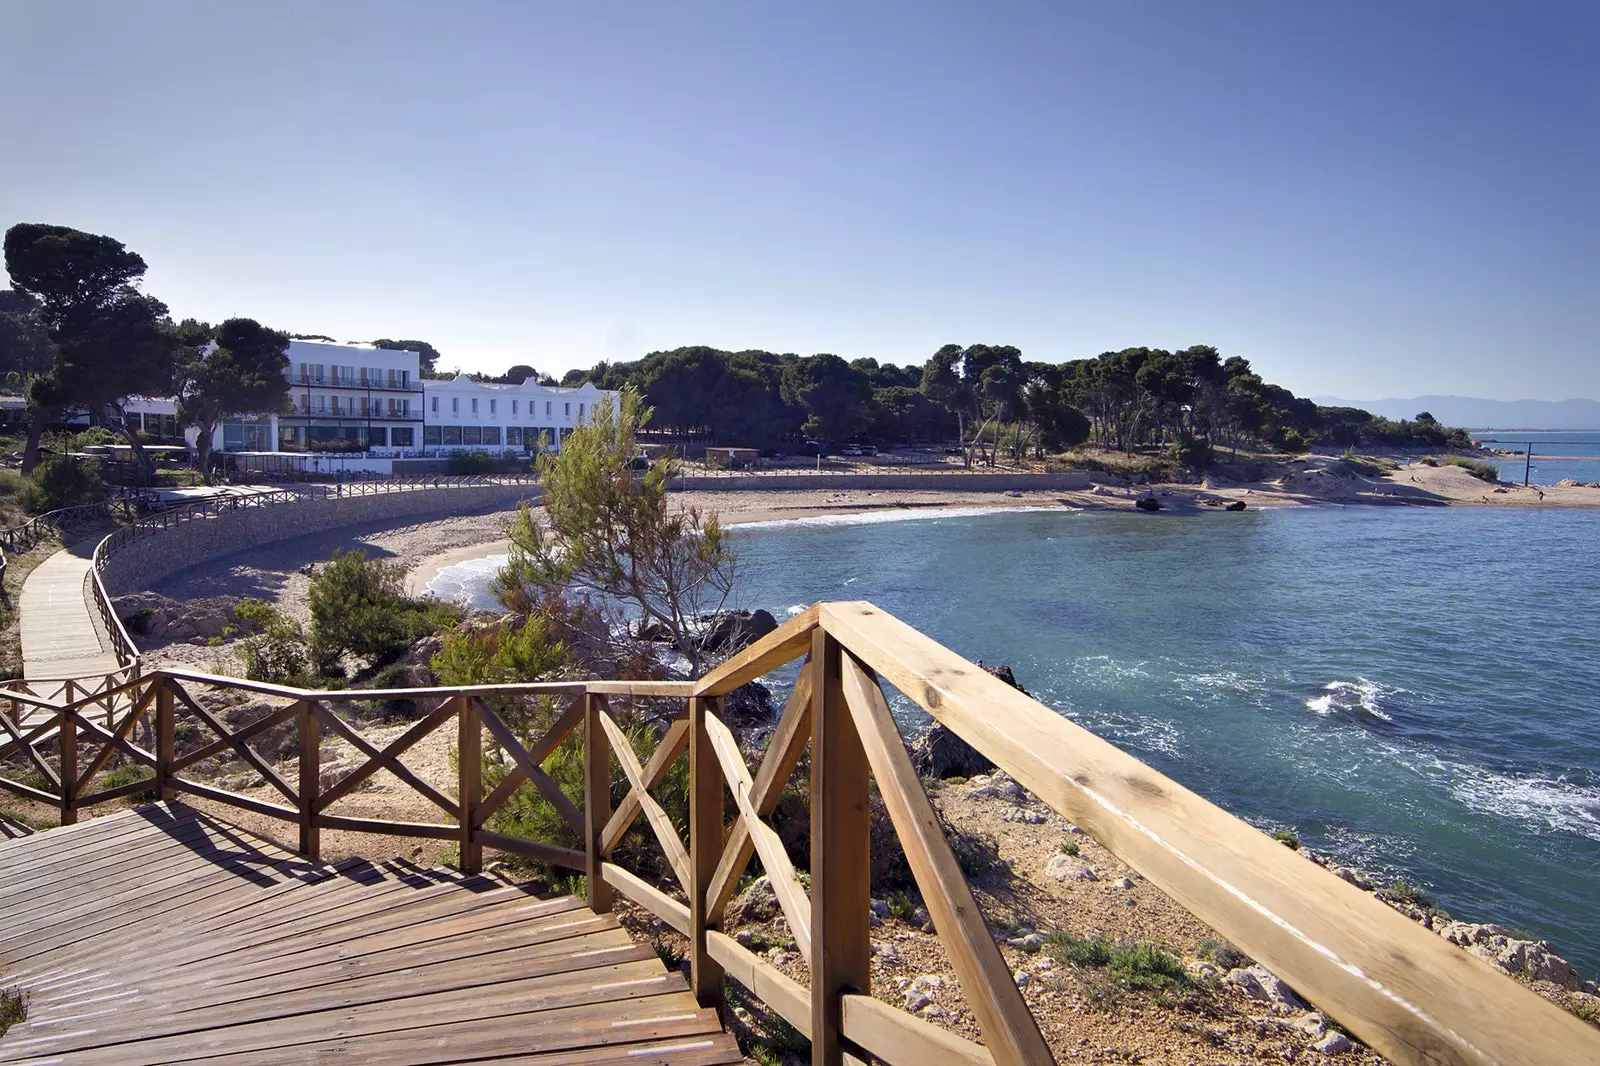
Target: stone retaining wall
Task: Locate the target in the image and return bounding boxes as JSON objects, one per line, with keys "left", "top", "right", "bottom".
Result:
{"left": 671, "top": 471, "right": 1092, "bottom": 492}
{"left": 101, "top": 484, "right": 539, "bottom": 595}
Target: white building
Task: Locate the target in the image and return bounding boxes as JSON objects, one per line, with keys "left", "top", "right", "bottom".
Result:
{"left": 420, "top": 374, "right": 614, "bottom": 453}
{"left": 268, "top": 339, "right": 423, "bottom": 453}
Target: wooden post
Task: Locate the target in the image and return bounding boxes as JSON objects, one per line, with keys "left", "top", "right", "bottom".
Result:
{"left": 689, "top": 694, "right": 725, "bottom": 1010}
{"left": 297, "top": 701, "right": 320, "bottom": 860}
{"left": 155, "top": 677, "right": 175, "bottom": 802}
{"left": 458, "top": 695, "right": 482, "bottom": 875}
{"left": 809, "top": 628, "right": 871, "bottom": 1066}
{"left": 583, "top": 692, "right": 613, "bottom": 913}
{"left": 59, "top": 704, "right": 77, "bottom": 826}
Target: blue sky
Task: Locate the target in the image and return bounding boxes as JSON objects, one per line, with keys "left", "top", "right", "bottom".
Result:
{"left": 3, "top": 1, "right": 1596, "bottom": 398}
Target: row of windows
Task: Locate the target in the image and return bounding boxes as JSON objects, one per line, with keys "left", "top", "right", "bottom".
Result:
{"left": 294, "top": 397, "right": 413, "bottom": 417}
{"left": 422, "top": 426, "right": 560, "bottom": 447}
{"left": 294, "top": 363, "right": 412, "bottom": 389}
{"left": 428, "top": 395, "right": 582, "bottom": 420}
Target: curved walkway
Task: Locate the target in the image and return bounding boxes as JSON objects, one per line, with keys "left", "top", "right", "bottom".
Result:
{"left": 18, "top": 539, "right": 118, "bottom": 680}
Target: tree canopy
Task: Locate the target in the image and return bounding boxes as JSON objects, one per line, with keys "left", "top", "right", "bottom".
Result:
{"left": 373, "top": 337, "right": 442, "bottom": 376}
{"left": 176, "top": 318, "right": 292, "bottom": 477}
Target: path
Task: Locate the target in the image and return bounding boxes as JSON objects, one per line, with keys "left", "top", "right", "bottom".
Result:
{"left": 0, "top": 803, "right": 740, "bottom": 1065}
{"left": 18, "top": 540, "right": 119, "bottom": 681}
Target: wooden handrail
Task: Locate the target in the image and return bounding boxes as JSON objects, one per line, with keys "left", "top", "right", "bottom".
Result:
{"left": 2, "top": 604, "right": 1594, "bottom": 1066}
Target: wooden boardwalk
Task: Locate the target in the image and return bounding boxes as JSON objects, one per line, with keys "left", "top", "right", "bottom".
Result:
{"left": 0, "top": 803, "right": 741, "bottom": 1065}
{"left": 18, "top": 544, "right": 119, "bottom": 681}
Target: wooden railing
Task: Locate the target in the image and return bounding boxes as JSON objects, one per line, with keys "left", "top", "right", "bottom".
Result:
{"left": 1, "top": 605, "right": 1596, "bottom": 1066}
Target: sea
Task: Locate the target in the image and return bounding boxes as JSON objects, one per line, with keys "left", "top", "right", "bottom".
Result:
{"left": 429, "top": 504, "right": 1600, "bottom": 972}
{"left": 1472, "top": 430, "right": 1600, "bottom": 486}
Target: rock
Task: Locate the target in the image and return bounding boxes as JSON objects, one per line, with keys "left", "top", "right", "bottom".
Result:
{"left": 872, "top": 941, "right": 899, "bottom": 962}
{"left": 1114, "top": 877, "right": 1134, "bottom": 889}
{"left": 719, "top": 680, "right": 780, "bottom": 728}
{"left": 1312, "top": 1031, "right": 1352, "bottom": 1055}
{"left": 728, "top": 876, "right": 780, "bottom": 925}
{"left": 1224, "top": 965, "right": 1308, "bottom": 1012}
{"left": 1135, "top": 496, "right": 1162, "bottom": 511}
{"left": 1556, "top": 478, "right": 1581, "bottom": 487}
{"left": 703, "top": 609, "right": 778, "bottom": 654}
{"left": 1296, "top": 1013, "right": 1328, "bottom": 1039}
{"left": 1331, "top": 866, "right": 1376, "bottom": 892}
{"left": 1014, "top": 969, "right": 1031, "bottom": 986}
{"left": 1435, "top": 922, "right": 1584, "bottom": 990}
{"left": 921, "top": 1005, "right": 945, "bottom": 1018}
{"left": 734, "top": 930, "right": 757, "bottom": 948}
{"left": 908, "top": 974, "right": 943, "bottom": 996}
{"left": 911, "top": 724, "right": 995, "bottom": 780}
{"left": 1007, "top": 933, "right": 1047, "bottom": 953}
{"left": 1189, "top": 961, "right": 1220, "bottom": 982}
{"left": 910, "top": 907, "right": 930, "bottom": 926}
{"left": 1225, "top": 500, "right": 1247, "bottom": 511}
{"left": 921, "top": 921, "right": 936, "bottom": 934}
{"left": 969, "top": 773, "right": 1025, "bottom": 802}
{"left": 1002, "top": 807, "right": 1047, "bottom": 824}
{"left": 869, "top": 899, "right": 890, "bottom": 917}
{"left": 1044, "top": 855, "right": 1099, "bottom": 882}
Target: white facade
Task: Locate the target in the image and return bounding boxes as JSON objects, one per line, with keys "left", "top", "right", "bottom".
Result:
{"left": 273, "top": 340, "right": 423, "bottom": 453}
{"left": 420, "top": 375, "right": 615, "bottom": 452}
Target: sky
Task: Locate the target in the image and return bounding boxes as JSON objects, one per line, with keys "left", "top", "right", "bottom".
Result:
{"left": 2, "top": 1, "right": 1597, "bottom": 399}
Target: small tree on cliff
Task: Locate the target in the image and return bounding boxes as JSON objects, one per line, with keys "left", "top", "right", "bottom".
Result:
{"left": 494, "top": 387, "right": 736, "bottom": 676}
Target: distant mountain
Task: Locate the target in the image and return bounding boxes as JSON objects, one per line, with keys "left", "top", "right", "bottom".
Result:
{"left": 1312, "top": 395, "right": 1600, "bottom": 431}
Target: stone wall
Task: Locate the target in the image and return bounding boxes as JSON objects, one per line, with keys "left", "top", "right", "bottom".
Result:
{"left": 671, "top": 471, "right": 1092, "bottom": 493}
{"left": 100, "top": 484, "right": 539, "bottom": 595}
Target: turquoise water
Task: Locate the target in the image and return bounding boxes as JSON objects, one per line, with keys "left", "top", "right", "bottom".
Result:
{"left": 1473, "top": 431, "right": 1600, "bottom": 486}
{"left": 432, "top": 505, "right": 1600, "bottom": 972}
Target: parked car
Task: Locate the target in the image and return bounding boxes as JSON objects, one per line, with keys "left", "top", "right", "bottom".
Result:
{"left": 801, "top": 440, "right": 832, "bottom": 457}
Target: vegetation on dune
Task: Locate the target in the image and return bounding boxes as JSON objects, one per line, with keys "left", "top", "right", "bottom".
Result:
{"left": 1443, "top": 454, "right": 1502, "bottom": 482}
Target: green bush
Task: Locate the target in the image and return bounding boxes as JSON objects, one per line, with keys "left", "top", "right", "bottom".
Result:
{"left": 0, "top": 986, "right": 24, "bottom": 1038}
{"left": 94, "top": 763, "right": 157, "bottom": 802}
{"left": 1059, "top": 839, "right": 1080, "bottom": 856}
{"left": 1105, "top": 941, "right": 1190, "bottom": 992}
{"left": 1169, "top": 434, "right": 1214, "bottom": 470}
{"left": 1270, "top": 827, "right": 1301, "bottom": 850}
{"left": 1045, "top": 930, "right": 1114, "bottom": 967}
{"left": 1197, "top": 937, "right": 1251, "bottom": 971}
{"left": 19, "top": 457, "right": 105, "bottom": 513}
{"left": 1419, "top": 456, "right": 1440, "bottom": 466}
{"left": 1442, "top": 455, "right": 1501, "bottom": 482}
{"left": 308, "top": 549, "right": 459, "bottom": 667}
{"left": 886, "top": 891, "right": 917, "bottom": 920}
{"left": 234, "top": 599, "right": 311, "bottom": 685}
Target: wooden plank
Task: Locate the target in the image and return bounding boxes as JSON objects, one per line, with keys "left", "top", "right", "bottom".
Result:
{"left": 841, "top": 993, "right": 994, "bottom": 1066}
{"left": 312, "top": 700, "right": 456, "bottom": 811}
{"left": 478, "top": 696, "right": 586, "bottom": 834}
{"left": 73, "top": 681, "right": 158, "bottom": 793}
{"left": 170, "top": 779, "right": 300, "bottom": 822}
{"left": 169, "top": 685, "right": 298, "bottom": 804}
{"left": 693, "top": 603, "right": 819, "bottom": 696}
{"left": 819, "top": 600, "right": 1600, "bottom": 1066}
{"left": 702, "top": 709, "right": 813, "bottom": 964}
{"left": 583, "top": 680, "right": 698, "bottom": 696}
{"left": 472, "top": 828, "right": 587, "bottom": 870}
{"left": 316, "top": 814, "right": 460, "bottom": 838}
{"left": 841, "top": 650, "right": 1050, "bottom": 1065}
{"left": 602, "top": 860, "right": 691, "bottom": 935}
{"left": 810, "top": 627, "right": 870, "bottom": 1066}
{"left": 477, "top": 697, "right": 584, "bottom": 822}
{"left": 707, "top": 659, "right": 812, "bottom": 920}
{"left": 298, "top": 701, "right": 318, "bottom": 858}
{"left": 459, "top": 694, "right": 482, "bottom": 873}
{"left": 600, "top": 715, "right": 688, "bottom": 853}
{"left": 596, "top": 708, "right": 692, "bottom": 890}
{"left": 584, "top": 692, "right": 614, "bottom": 913}
{"left": 688, "top": 695, "right": 724, "bottom": 1007}
{"left": 0, "top": 700, "right": 61, "bottom": 789}
{"left": 707, "top": 928, "right": 812, "bottom": 1038}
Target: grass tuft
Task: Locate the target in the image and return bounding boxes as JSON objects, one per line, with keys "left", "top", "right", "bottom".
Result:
{"left": 1442, "top": 455, "right": 1501, "bottom": 482}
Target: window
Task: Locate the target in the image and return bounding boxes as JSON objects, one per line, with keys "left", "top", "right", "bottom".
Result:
{"left": 452, "top": 397, "right": 459, "bottom": 413}
{"left": 443, "top": 426, "right": 462, "bottom": 445}
{"left": 481, "top": 426, "right": 500, "bottom": 445}
{"left": 471, "top": 398, "right": 478, "bottom": 414}
{"left": 564, "top": 402, "right": 570, "bottom": 418}
{"left": 507, "top": 426, "right": 523, "bottom": 445}
{"left": 463, "top": 426, "right": 482, "bottom": 445}
{"left": 489, "top": 398, "right": 496, "bottom": 415}
{"left": 511, "top": 400, "right": 518, "bottom": 415}
{"left": 545, "top": 401, "right": 552, "bottom": 417}
{"left": 392, "top": 427, "right": 414, "bottom": 447}
{"left": 579, "top": 403, "right": 585, "bottom": 419}
{"left": 424, "top": 426, "right": 441, "bottom": 445}
{"left": 431, "top": 396, "right": 438, "bottom": 412}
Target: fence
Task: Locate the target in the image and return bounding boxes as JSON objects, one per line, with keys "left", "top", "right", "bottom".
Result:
{"left": 1, "top": 603, "right": 1594, "bottom": 1066}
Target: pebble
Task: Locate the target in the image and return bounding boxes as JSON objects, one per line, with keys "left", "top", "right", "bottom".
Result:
{"left": 1114, "top": 877, "right": 1134, "bottom": 889}
{"left": 1014, "top": 969, "right": 1032, "bottom": 986}
{"left": 1312, "top": 1031, "right": 1352, "bottom": 1054}
{"left": 1002, "top": 807, "right": 1048, "bottom": 824}
{"left": 1044, "top": 854, "right": 1099, "bottom": 882}
{"left": 869, "top": 899, "right": 890, "bottom": 917}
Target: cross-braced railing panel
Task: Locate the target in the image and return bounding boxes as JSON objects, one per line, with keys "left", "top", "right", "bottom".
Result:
{"left": 5, "top": 601, "right": 1594, "bottom": 1066}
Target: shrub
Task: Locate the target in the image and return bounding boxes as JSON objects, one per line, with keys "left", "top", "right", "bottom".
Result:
{"left": 1379, "top": 879, "right": 1438, "bottom": 909}
{"left": 1197, "top": 937, "right": 1252, "bottom": 971}
{"left": 1105, "top": 941, "right": 1190, "bottom": 992}
{"left": 1572, "top": 1000, "right": 1599, "bottom": 1025}
{"left": 1271, "top": 827, "right": 1300, "bottom": 850}
{"left": 0, "top": 986, "right": 24, "bottom": 1038}
{"left": 1059, "top": 839, "right": 1080, "bottom": 856}
{"left": 308, "top": 549, "right": 459, "bottom": 666}
{"left": 94, "top": 763, "right": 157, "bottom": 802}
{"left": 1419, "top": 456, "right": 1440, "bottom": 466}
{"left": 885, "top": 891, "right": 917, "bottom": 920}
{"left": 1443, "top": 455, "right": 1501, "bottom": 482}
{"left": 446, "top": 450, "right": 496, "bottom": 475}
{"left": 235, "top": 600, "right": 310, "bottom": 685}
{"left": 1170, "top": 434, "right": 1214, "bottom": 470}
{"left": 18, "top": 457, "right": 105, "bottom": 513}
{"left": 1045, "top": 930, "right": 1114, "bottom": 967}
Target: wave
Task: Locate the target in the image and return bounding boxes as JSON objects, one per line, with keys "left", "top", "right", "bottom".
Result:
{"left": 1306, "top": 678, "right": 1397, "bottom": 723}
{"left": 1447, "top": 765, "right": 1600, "bottom": 842}
{"left": 731, "top": 504, "right": 1077, "bottom": 531}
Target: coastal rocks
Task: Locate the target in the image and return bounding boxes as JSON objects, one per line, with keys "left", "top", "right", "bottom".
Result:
{"left": 1044, "top": 854, "right": 1099, "bottom": 882}
{"left": 1224, "top": 965, "right": 1308, "bottom": 1013}
{"left": 702, "top": 609, "right": 778, "bottom": 654}
{"left": 118, "top": 592, "right": 239, "bottom": 643}
{"left": 968, "top": 773, "right": 1025, "bottom": 802}
{"left": 1225, "top": 500, "right": 1247, "bottom": 511}
{"left": 1556, "top": 478, "right": 1582, "bottom": 487}
{"left": 728, "top": 875, "right": 780, "bottom": 925}
{"left": 719, "top": 679, "right": 780, "bottom": 729}
{"left": 912, "top": 724, "right": 994, "bottom": 780}
{"left": 1135, "top": 497, "right": 1162, "bottom": 511}
{"left": 1435, "top": 921, "right": 1584, "bottom": 990}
